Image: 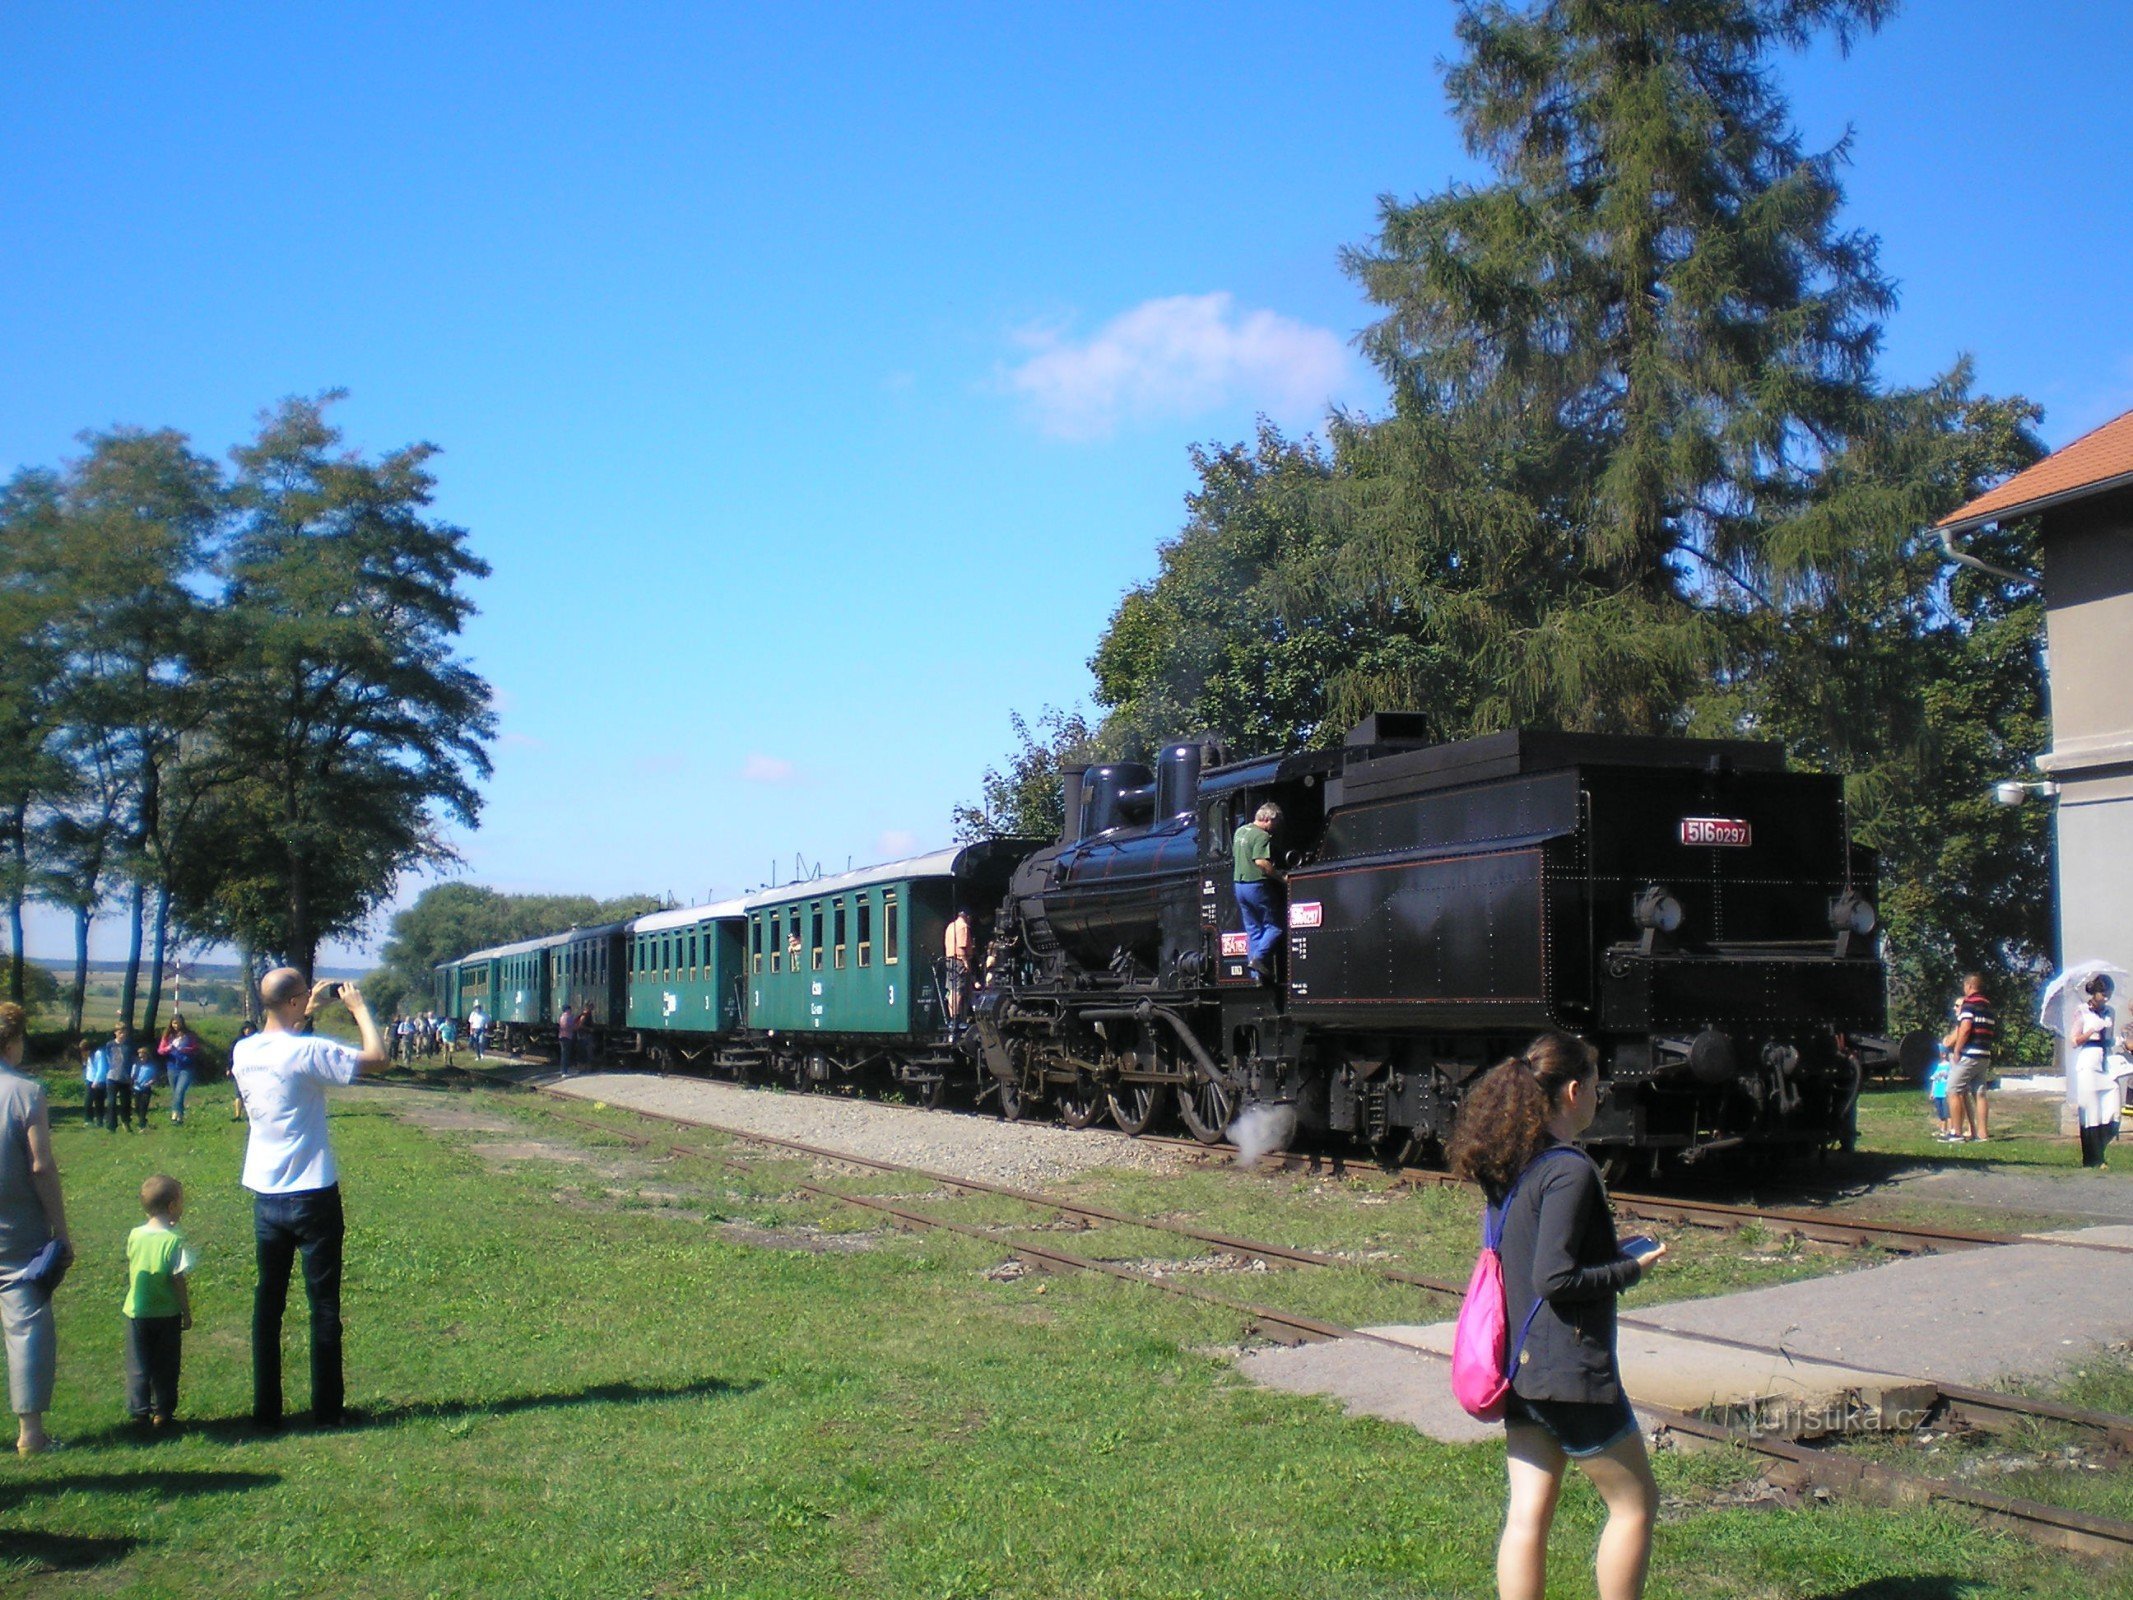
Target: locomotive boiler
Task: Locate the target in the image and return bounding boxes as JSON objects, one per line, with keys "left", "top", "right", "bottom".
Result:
{"left": 973, "top": 715, "right": 1888, "bottom": 1170}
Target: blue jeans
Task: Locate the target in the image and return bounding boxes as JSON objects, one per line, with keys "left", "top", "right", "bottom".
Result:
{"left": 169, "top": 1066, "right": 194, "bottom": 1120}
{"left": 253, "top": 1185, "right": 345, "bottom": 1426}
{"left": 1235, "top": 881, "right": 1284, "bottom": 969}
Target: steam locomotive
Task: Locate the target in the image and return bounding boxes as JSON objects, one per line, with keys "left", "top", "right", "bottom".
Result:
{"left": 436, "top": 716, "right": 1890, "bottom": 1172}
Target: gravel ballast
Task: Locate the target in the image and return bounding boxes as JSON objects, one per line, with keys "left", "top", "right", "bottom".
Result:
{"left": 545, "top": 1072, "right": 1192, "bottom": 1188}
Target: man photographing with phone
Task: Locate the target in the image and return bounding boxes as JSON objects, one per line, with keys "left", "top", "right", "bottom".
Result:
{"left": 232, "top": 968, "right": 389, "bottom": 1430}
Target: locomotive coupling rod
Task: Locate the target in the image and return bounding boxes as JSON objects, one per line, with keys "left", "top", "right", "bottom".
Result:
{"left": 1077, "top": 1004, "right": 1232, "bottom": 1087}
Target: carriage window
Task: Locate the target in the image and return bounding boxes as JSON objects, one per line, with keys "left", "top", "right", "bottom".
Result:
{"left": 857, "top": 896, "right": 872, "bottom": 967}
{"left": 687, "top": 932, "right": 698, "bottom": 978}
{"left": 751, "top": 916, "right": 763, "bottom": 975}
{"left": 810, "top": 902, "right": 824, "bottom": 971}
{"left": 833, "top": 899, "right": 847, "bottom": 969}
{"left": 884, "top": 889, "right": 900, "bottom": 965}
{"left": 770, "top": 912, "right": 782, "bottom": 973}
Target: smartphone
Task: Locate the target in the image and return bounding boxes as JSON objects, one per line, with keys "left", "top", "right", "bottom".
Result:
{"left": 321, "top": 982, "right": 344, "bottom": 1002}
{"left": 1620, "top": 1235, "right": 1662, "bottom": 1262}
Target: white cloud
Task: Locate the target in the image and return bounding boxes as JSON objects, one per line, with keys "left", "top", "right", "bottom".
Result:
{"left": 498, "top": 730, "right": 545, "bottom": 750}
{"left": 1004, "top": 292, "right": 1351, "bottom": 439}
{"left": 741, "top": 753, "right": 798, "bottom": 784}
{"left": 876, "top": 829, "right": 921, "bottom": 859}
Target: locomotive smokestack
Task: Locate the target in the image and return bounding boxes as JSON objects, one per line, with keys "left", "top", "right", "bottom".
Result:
{"left": 1059, "top": 766, "right": 1088, "bottom": 844}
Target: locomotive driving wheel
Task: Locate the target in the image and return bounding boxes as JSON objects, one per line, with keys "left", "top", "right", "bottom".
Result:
{"left": 1108, "top": 1081, "right": 1168, "bottom": 1136}
{"left": 996, "top": 1041, "right": 1034, "bottom": 1123}
{"left": 1056, "top": 1067, "right": 1109, "bottom": 1130}
{"left": 1177, "top": 1071, "right": 1234, "bottom": 1145}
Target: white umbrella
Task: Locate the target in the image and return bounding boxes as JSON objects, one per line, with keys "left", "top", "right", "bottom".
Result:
{"left": 2038, "top": 960, "right": 2132, "bottom": 1037}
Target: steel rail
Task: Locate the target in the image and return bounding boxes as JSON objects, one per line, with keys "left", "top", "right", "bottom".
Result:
{"left": 517, "top": 1087, "right": 2133, "bottom": 1560}
{"left": 1131, "top": 1133, "right": 2133, "bottom": 1259}
{"left": 535, "top": 1054, "right": 2133, "bottom": 1261}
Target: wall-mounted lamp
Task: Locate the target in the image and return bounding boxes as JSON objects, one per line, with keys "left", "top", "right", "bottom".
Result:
{"left": 1993, "top": 779, "right": 2061, "bottom": 807}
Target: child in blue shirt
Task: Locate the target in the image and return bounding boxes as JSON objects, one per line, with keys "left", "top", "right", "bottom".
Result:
{"left": 130, "top": 1048, "right": 161, "bottom": 1129}
{"left": 1928, "top": 1049, "right": 1953, "bottom": 1141}
{"left": 80, "top": 1037, "right": 109, "bottom": 1127}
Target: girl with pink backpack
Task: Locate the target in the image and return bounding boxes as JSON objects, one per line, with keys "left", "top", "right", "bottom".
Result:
{"left": 1445, "top": 1033, "right": 1665, "bottom": 1600}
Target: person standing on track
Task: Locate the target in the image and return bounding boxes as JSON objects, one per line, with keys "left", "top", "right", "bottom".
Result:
{"left": 232, "top": 968, "right": 389, "bottom": 1430}
{"left": 1944, "top": 974, "right": 1997, "bottom": 1144}
{"left": 1232, "top": 802, "right": 1285, "bottom": 985}
{"left": 556, "top": 1001, "right": 578, "bottom": 1072}
{"left": 1447, "top": 1032, "right": 1662, "bottom": 1600}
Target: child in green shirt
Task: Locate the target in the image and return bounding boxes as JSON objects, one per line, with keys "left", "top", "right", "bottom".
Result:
{"left": 123, "top": 1174, "right": 194, "bottom": 1427}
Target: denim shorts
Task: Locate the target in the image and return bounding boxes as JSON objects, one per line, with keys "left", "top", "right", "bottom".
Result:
{"left": 1504, "top": 1392, "right": 1638, "bottom": 1458}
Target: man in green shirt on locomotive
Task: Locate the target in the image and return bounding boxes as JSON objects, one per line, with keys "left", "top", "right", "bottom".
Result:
{"left": 1233, "top": 802, "right": 1284, "bottom": 984}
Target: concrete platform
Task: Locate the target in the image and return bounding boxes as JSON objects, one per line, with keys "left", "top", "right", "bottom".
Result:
{"left": 1361, "top": 1321, "right": 1931, "bottom": 1440}
{"left": 1235, "top": 1226, "right": 2133, "bottom": 1445}
{"left": 1234, "top": 1338, "right": 1501, "bottom": 1446}
{"left": 1628, "top": 1229, "right": 2133, "bottom": 1389}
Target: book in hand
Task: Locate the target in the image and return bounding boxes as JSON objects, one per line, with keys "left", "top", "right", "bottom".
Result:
{"left": 1619, "top": 1235, "right": 1662, "bottom": 1262}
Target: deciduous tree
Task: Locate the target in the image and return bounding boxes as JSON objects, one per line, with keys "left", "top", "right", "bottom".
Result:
{"left": 207, "top": 395, "right": 496, "bottom": 977}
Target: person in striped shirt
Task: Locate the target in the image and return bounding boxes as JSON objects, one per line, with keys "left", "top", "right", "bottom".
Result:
{"left": 1943, "top": 975, "right": 1997, "bottom": 1144}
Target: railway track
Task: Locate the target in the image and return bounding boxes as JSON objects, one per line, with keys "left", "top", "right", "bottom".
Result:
{"left": 459, "top": 1053, "right": 2133, "bottom": 1260}
{"left": 1132, "top": 1133, "right": 2133, "bottom": 1259}
{"left": 516, "top": 1082, "right": 2133, "bottom": 1559}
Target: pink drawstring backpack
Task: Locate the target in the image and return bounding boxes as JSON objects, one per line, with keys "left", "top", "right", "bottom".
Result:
{"left": 1451, "top": 1147, "right": 1578, "bottom": 1420}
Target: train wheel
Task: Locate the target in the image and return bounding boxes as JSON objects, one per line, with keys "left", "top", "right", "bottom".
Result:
{"left": 1108, "top": 1082, "right": 1168, "bottom": 1136}
{"left": 1057, "top": 1072, "right": 1109, "bottom": 1131}
{"left": 998, "top": 1074, "right": 1027, "bottom": 1122}
{"left": 1177, "top": 1074, "right": 1234, "bottom": 1145}
{"left": 920, "top": 1074, "right": 950, "bottom": 1111}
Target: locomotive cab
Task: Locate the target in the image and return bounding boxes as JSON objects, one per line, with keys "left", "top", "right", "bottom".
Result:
{"left": 1194, "top": 760, "right": 1336, "bottom": 988}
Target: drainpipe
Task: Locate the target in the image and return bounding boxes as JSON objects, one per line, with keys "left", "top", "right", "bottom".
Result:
{"left": 1936, "top": 525, "right": 2039, "bottom": 587}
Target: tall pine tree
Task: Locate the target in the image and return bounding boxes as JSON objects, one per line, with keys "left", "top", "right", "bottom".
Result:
{"left": 1339, "top": 0, "right": 1898, "bottom": 729}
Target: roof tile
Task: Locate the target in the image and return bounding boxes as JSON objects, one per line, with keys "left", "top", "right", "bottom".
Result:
{"left": 1938, "top": 408, "right": 2133, "bottom": 532}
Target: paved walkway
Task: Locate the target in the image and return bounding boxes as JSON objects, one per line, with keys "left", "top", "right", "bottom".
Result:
{"left": 1241, "top": 1226, "right": 2133, "bottom": 1444}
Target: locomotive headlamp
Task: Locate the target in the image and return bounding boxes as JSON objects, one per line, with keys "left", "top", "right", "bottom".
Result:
{"left": 1828, "top": 890, "right": 1877, "bottom": 936}
{"left": 1632, "top": 886, "right": 1684, "bottom": 934}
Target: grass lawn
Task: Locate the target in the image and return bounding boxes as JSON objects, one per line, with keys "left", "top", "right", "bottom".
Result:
{"left": 1852, "top": 1081, "right": 2082, "bottom": 1171}
{"left": 0, "top": 1070, "right": 2124, "bottom": 1598}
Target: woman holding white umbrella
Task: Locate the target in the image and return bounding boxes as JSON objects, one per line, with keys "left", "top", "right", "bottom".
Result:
{"left": 2040, "top": 961, "right": 2131, "bottom": 1168}
{"left": 2071, "top": 976, "right": 2121, "bottom": 1168}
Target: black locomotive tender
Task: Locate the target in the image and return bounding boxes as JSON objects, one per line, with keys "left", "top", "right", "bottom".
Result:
{"left": 459, "top": 717, "right": 1890, "bottom": 1173}
{"left": 970, "top": 716, "right": 1887, "bottom": 1173}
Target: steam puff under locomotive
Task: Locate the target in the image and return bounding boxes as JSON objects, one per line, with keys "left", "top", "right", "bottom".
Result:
{"left": 435, "top": 718, "right": 1890, "bottom": 1173}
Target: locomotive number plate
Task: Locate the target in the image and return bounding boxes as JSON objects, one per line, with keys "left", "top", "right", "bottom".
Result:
{"left": 1289, "top": 901, "right": 1323, "bottom": 929}
{"left": 1679, "top": 816, "right": 1752, "bottom": 847}
{"left": 1221, "top": 932, "right": 1250, "bottom": 956}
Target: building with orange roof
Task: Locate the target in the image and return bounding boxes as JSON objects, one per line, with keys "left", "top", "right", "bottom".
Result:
{"left": 1939, "top": 407, "right": 2133, "bottom": 984}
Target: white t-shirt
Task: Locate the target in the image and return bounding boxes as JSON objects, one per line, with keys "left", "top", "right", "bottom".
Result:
{"left": 232, "top": 1031, "right": 362, "bottom": 1194}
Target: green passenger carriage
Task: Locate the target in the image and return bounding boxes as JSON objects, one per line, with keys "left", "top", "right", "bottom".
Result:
{"left": 625, "top": 899, "right": 749, "bottom": 1040}
{"left": 551, "top": 919, "right": 630, "bottom": 1032}
{"left": 740, "top": 842, "right": 1030, "bottom": 1095}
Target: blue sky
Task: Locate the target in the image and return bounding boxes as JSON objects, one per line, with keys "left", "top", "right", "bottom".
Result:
{"left": 5, "top": 2, "right": 2129, "bottom": 967}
